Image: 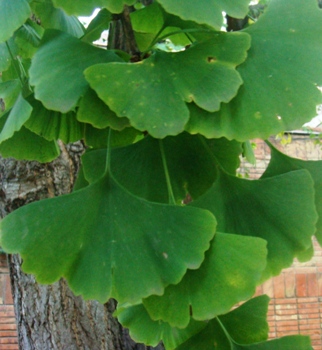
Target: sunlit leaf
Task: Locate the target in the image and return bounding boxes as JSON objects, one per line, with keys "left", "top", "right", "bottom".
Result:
{"left": 14, "top": 21, "right": 43, "bottom": 59}
{"left": 0, "top": 0, "right": 31, "bottom": 43}
{"left": 29, "top": 29, "right": 122, "bottom": 113}
{"left": 156, "top": 0, "right": 250, "bottom": 30}
{"left": 30, "top": 0, "right": 84, "bottom": 38}
{"left": 143, "top": 233, "right": 267, "bottom": 328}
{"left": 263, "top": 142, "right": 322, "bottom": 246}
{"left": 0, "top": 94, "right": 32, "bottom": 143}
{"left": 52, "top": 0, "right": 136, "bottom": 16}
{"left": 191, "top": 168, "right": 317, "bottom": 280}
{"left": 0, "top": 42, "right": 12, "bottom": 72}
{"left": 0, "top": 172, "right": 216, "bottom": 304}
{"left": 85, "top": 33, "right": 250, "bottom": 138}
{"left": 187, "top": 0, "right": 322, "bottom": 141}
{"left": 116, "top": 304, "right": 206, "bottom": 349}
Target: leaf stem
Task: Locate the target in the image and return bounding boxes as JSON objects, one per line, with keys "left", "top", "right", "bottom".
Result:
{"left": 216, "top": 317, "right": 234, "bottom": 347}
{"left": 159, "top": 139, "right": 176, "bottom": 205}
{"left": 105, "top": 128, "right": 113, "bottom": 174}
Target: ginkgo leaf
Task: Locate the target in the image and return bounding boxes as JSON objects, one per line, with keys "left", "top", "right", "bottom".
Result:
{"left": 85, "top": 32, "right": 250, "bottom": 138}
{"left": 0, "top": 0, "right": 31, "bottom": 43}
{"left": 187, "top": 0, "right": 322, "bottom": 141}
{"left": 262, "top": 142, "right": 322, "bottom": 246}
{"left": 24, "top": 96, "right": 84, "bottom": 143}
{"left": 29, "top": 29, "right": 122, "bottom": 113}
{"left": 156, "top": 0, "right": 250, "bottom": 30}
{"left": 116, "top": 304, "right": 206, "bottom": 350}
{"left": 176, "top": 296, "right": 311, "bottom": 349}
{"left": 30, "top": 0, "right": 84, "bottom": 38}
{"left": 143, "top": 233, "right": 267, "bottom": 328}
{"left": 52, "top": 0, "right": 136, "bottom": 16}
{"left": 0, "top": 80, "right": 21, "bottom": 112}
{"left": 81, "top": 8, "right": 112, "bottom": 43}
{"left": 0, "top": 94, "right": 32, "bottom": 143}
{"left": 0, "top": 42, "right": 12, "bottom": 72}
{"left": 14, "top": 21, "right": 43, "bottom": 59}
{"left": 0, "top": 172, "right": 216, "bottom": 304}
{"left": 0, "top": 114, "right": 59, "bottom": 162}
{"left": 77, "top": 88, "right": 130, "bottom": 130}
{"left": 81, "top": 133, "right": 242, "bottom": 203}
{"left": 191, "top": 168, "right": 317, "bottom": 280}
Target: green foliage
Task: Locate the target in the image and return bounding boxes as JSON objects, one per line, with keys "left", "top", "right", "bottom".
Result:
{"left": 0, "top": 0, "right": 321, "bottom": 348}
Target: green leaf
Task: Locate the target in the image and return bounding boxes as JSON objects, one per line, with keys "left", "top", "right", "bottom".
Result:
{"left": 0, "top": 119, "right": 59, "bottom": 162}
{"left": 52, "top": 0, "right": 136, "bottom": 16}
{"left": 77, "top": 88, "right": 130, "bottom": 130}
{"left": 0, "top": 0, "right": 31, "bottom": 43}
{"left": 116, "top": 304, "right": 206, "bottom": 349}
{"left": 14, "top": 21, "right": 43, "bottom": 59}
{"left": 81, "top": 8, "right": 112, "bottom": 43}
{"left": 143, "top": 233, "right": 267, "bottom": 328}
{"left": 0, "top": 94, "right": 32, "bottom": 143}
{"left": 29, "top": 29, "right": 121, "bottom": 113}
{"left": 24, "top": 96, "right": 84, "bottom": 143}
{"left": 0, "top": 42, "right": 12, "bottom": 72}
{"left": 31, "top": 0, "right": 85, "bottom": 37}
{"left": 177, "top": 296, "right": 311, "bottom": 349}
{"left": 81, "top": 133, "right": 242, "bottom": 203}
{"left": 191, "top": 168, "right": 317, "bottom": 280}
{"left": 85, "top": 33, "right": 250, "bottom": 138}
{"left": 187, "top": 0, "right": 322, "bottom": 141}
{"left": 156, "top": 0, "right": 250, "bottom": 30}
{"left": 263, "top": 142, "right": 322, "bottom": 247}
{"left": 0, "top": 172, "right": 216, "bottom": 304}
{"left": 0, "top": 80, "right": 21, "bottom": 112}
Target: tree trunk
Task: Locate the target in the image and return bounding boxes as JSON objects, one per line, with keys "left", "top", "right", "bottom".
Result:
{"left": 0, "top": 143, "right": 163, "bottom": 349}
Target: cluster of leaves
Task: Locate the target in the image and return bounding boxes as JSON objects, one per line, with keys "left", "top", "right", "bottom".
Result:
{"left": 0, "top": 0, "right": 322, "bottom": 348}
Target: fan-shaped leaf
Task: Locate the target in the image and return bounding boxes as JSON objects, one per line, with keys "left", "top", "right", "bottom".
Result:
{"left": 191, "top": 168, "right": 317, "bottom": 280}
{"left": 156, "top": 0, "right": 250, "bottom": 30}
{"left": 116, "top": 304, "right": 206, "bottom": 349}
{"left": 0, "top": 173, "right": 216, "bottom": 304}
{"left": 29, "top": 29, "right": 122, "bottom": 113}
{"left": 187, "top": 0, "right": 322, "bottom": 141}
{"left": 263, "top": 142, "right": 322, "bottom": 246}
{"left": 143, "top": 233, "right": 267, "bottom": 328}
{"left": 52, "top": 0, "right": 136, "bottom": 16}
{"left": 0, "top": 0, "right": 31, "bottom": 43}
{"left": 85, "top": 33, "right": 250, "bottom": 138}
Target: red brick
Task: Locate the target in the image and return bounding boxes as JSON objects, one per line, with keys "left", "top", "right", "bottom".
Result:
{"left": 273, "top": 274, "right": 285, "bottom": 299}
{"left": 262, "top": 279, "right": 274, "bottom": 298}
{"left": 4, "top": 275, "right": 13, "bottom": 305}
{"left": 307, "top": 274, "right": 318, "bottom": 296}
{"left": 0, "top": 331, "right": 18, "bottom": 337}
{"left": 284, "top": 271, "right": 296, "bottom": 297}
{"left": 0, "top": 345, "right": 19, "bottom": 350}
{"left": 0, "top": 324, "right": 16, "bottom": 331}
{"left": 296, "top": 274, "right": 307, "bottom": 297}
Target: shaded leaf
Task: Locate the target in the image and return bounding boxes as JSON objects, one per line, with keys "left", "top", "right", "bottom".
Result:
{"left": 29, "top": 29, "right": 122, "bottom": 113}
{"left": 0, "top": 42, "right": 12, "bottom": 72}
{"left": 85, "top": 33, "right": 250, "bottom": 138}
{"left": 263, "top": 142, "right": 322, "bottom": 246}
{"left": 191, "top": 168, "right": 317, "bottom": 280}
{"left": 81, "top": 8, "right": 111, "bottom": 43}
{"left": 81, "top": 133, "right": 242, "bottom": 203}
{"left": 156, "top": 0, "right": 250, "bottom": 30}
{"left": 14, "top": 21, "right": 43, "bottom": 59}
{"left": 77, "top": 88, "right": 130, "bottom": 130}
{"left": 0, "top": 172, "right": 216, "bottom": 304}
{"left": 0, "top": 0, "right": 31, "bottom": 43}
{"left": 31, "top": 0, "right": 85, "bottom": 37}
{"left": 187, "top": 0, "right": 322, "bottom": 141}
{"left": 143, "top": 233, "right": 267, "bottom": 328}
{"left": 24, "top": 96, "right": 84, "bottom": 143}
{"left": 0, "top": 113, "right": 59, "bottom": 162}
{"left": 116, "top": 304, "right": 206, "bottom": 349}
{"left": 0, "top": 94, "right": 32, "bottom": 143}
{"left": 0, "top": 80, "right": 21, "bottom": 112}
{"left": 52, "top": 0, "right": 136, "bottom": 16}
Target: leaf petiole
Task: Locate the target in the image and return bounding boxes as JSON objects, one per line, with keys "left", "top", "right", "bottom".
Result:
{"left": 159, "top": 139, "right": 176, "bottom": 205}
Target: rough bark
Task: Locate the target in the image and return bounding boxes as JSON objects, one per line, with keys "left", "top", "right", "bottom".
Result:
{"left": 1, "top": 143, "right": 163, "bottom": 349}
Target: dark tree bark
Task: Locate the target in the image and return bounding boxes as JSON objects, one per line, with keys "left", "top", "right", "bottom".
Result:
{"left": 0, "top": 143, "right": 163, "bottom": 349}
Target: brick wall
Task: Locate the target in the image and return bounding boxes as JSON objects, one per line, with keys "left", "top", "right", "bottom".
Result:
{"left": 0, "top": 134, "right": 321, "bottom": 349}
{"left": 0, "top": 255, "right": 18, "bottom": 350}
